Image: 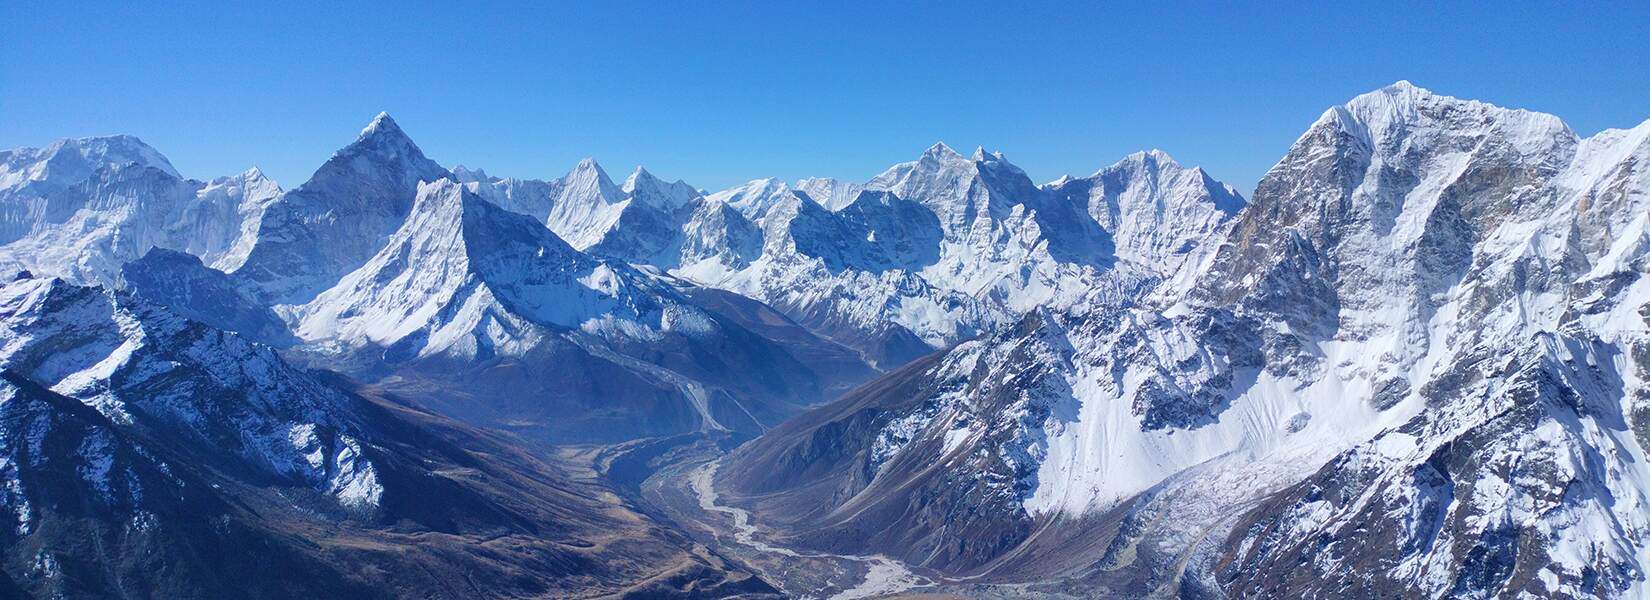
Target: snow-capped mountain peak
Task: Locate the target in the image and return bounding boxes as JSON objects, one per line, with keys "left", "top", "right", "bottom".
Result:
{"left": 0, "top": 135, "right": 179, "bottom": 191}
{"left": 863, "top": 141, "right": 1029, "bottom": 230}
{"left": 450, "top": 164, "right": 493, "bottom": 183}
{"left": 205, "top": 166, "right": 280, "bottom": 195}
{"left": 920, "top": 141, "right": 965, "bottom": 162}
{"left": 336, "top": 111, "right": 440, "bottom": 176}
{"left": 706, "top": 177, "right": 794, "bottom": 220}
{"left": 238, "top": 165, "right": 270, "bottom": 182}
{"left": 544, "top": 158, "right": 627, "bottom": 249}
{"left": 795, "top": 176, "right": 867, "bottom": 211}
{"left": 0, "top": 135, "right": 284, "bottom": 285}
{"left": 1044, "top": 147, "right": 1244, "bottom": 275}
{"left": 622, "top": 166, "right": 699, "bottom": 210}
{"left": 1322, "top": 80, "right": 1576, "bottom": 161}
{"left": 970, "top": 146, "right": 1010, "bottom": 163}
{"left": 294, "top": 177, "right": 672, "bottom": 357}
{"left": 357, "top": 110, "right": 401, "bottom": 139}
{"left": 565, "top": 157, "right": 620, "bottom": 197}
{"left": 1104, "top": 148, "right": 1176, "bottom": 175}
{"left": 227, "top": 112, "right": 448, "bottom": 304}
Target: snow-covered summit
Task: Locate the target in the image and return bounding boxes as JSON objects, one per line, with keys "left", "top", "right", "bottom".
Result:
{"left": 228, "top": 112, "right": 448, "bottom": 304}
{"left": 622, "top": 166, "right": 699, "bottom": 211}
{"left": 358, "top": 111, "right": 399, "bottom": 137}
{"left": 0, "top": 135, "right": 180, "bottom": 190}
{"left": 794, "top": 176, "right": 865, "bottom": 211}
{"left": 1049, "top": 148, "right": 1244, "bottom": 273}
{"left": 293, "top": 177, "right": 678, "bottom": 357}
{"left": 706, "top": 177, "right": 794, "bottom": 220}
{"left": 719, "top": 82, "right": 1650, "bottom": 598}
{"left": 1320, "top": 80, "right": 1575, "bottom": 161}
{"left": 0, "top": 135, "right": 278, "bottom": 285}
{"left": 543, "top": 158, "right": 626, "bottom": 249}
{"left": 659, "top": 141, "right": 1242, "bottom": 366}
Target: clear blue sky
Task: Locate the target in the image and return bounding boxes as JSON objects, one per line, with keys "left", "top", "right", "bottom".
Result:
{"left": 4, "top": 2, "right": 1647, "bottom": 195}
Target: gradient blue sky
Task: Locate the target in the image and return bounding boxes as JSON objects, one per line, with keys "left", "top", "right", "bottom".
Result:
{"left": 5, "top": 2, "right": 1647, "bottom": 194}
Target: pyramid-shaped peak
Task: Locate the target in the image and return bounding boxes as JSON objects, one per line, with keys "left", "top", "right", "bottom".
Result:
{"left": 622, "top": 166, "right": 698, "bottom": 209}
{"left": 357, "top": 111, "right": 405, "bottom": 140}
{"left": 297, "top": 110, "right": 443, "bottom": 184}
{"left": 921, "top": 142, "right": 965, "bottom": 161}
{"left": 972, "top": 146, "right": 1021, "bottom": 167}
{"left": 566, "top": 158, "right": 617, "bottom": 186}
{"left": 622, "top": 165, "right": 659, "bottom": 189}
{"left": 570, "top": 157, "right": 609, "bottom": 176}
{"left": 556, "top": 157, "right": 624, "bottom": 210}
{"left": 333, "top": 111, "right": 438, "bottom": 170}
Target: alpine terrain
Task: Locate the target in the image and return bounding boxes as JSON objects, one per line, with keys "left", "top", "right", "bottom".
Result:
{"left": 716, "top": 82, "right": 1650, "bottom": 598}
{"left": 0, "top": 82, "right": 1644, "bottom": 599}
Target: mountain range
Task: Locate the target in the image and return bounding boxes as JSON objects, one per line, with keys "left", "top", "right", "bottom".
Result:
{"left": 0, "top": 81, "right": 1645, "bottom": 598}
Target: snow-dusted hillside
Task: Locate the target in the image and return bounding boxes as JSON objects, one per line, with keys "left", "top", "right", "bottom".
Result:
{"left": 718, "top": 82, "right": 1650, "bottom": 598}
{"left": 0, "top": 273, "right": 774, "bottom": 597}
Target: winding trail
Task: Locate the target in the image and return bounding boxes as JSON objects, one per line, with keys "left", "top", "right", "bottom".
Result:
{"left": 688, "top": 460, "right": 931, "bottom": 599}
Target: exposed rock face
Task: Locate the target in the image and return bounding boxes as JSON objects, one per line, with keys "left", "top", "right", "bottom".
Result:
{"left": 229, "top": 113, "right": 449, "bottom": 305}
{"left": 119, "top": 248, "right": 295, "bottom": 347}
{"left": 0, "top": 274, "right": 775, "bottom": 598}
{"left": 3, "top": 81, "right": 1645, "bottom": 598}
{"left": 718, "top": 82, "right": 1650, "bottom": 598}
{"left": 1203, "top": 82, "right": 1650, "bottom": 599}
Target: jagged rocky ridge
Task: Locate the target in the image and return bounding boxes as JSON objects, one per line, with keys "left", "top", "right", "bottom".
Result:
{"left": 0, "top": 81, "right": 1643, "bottom": 598}
{"left": 0, "top": 136, "right": 280, "bottom": 286}
{"left": 716, "top": 82, "right": 1650, "bottom": 598}
{"left": 285, "top": 178, "right": 837, "bottom": 443}
{"left": 456, "top": 142, "right": 1244, "bottom": 369}
{"left": 668, "top": 144, "right": 1245, "bottom": 368}
{"left": 0, "top": 274, "right": 773, "bottom": 597}
{"left": 43, "top": 115, "right": 866, "bottom": 445}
